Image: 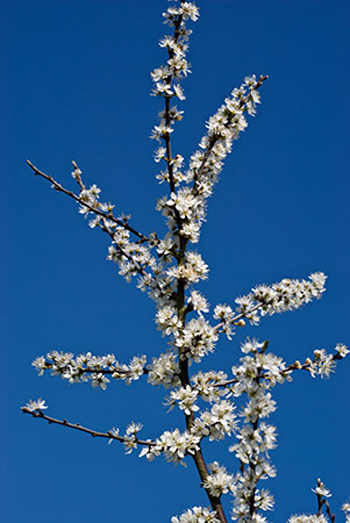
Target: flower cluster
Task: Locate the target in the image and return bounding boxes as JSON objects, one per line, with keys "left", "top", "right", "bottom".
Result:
{"left": 307, "top": 349, "right": 336, "bottom": 379}
{"left": 147, "top": 351, "right": 180, "bottom": 388}
{"left": 71, "top": 163, "right": 168, "bottom": 300}
{"left": 169, "top": 384, "right": 199, "bottom": 415}
{"left": 171, "top": 506, "right": 220, "bottom": 523}
{"left": 151, "top": 2, "right": 199, "bottom": 100}
{"left": 166, "top": 251, "right": 209, "bottom": 283}
{"left": 140, "top": 428, "right": 200, "bottom": 464}
{"left": 229, "top": 340, "right": 281, "bottom": 521}
{"left": 234, "top": 272, "right": 327, "bottom": 325}
{"left": 32, "top": 351, "right": 147, "bottom": 389}
{"left": 343, "top": 502, "right": 350, "bottom": 523}
{"left": 151, "top": 2, "right": 199, "bottom": 200}
{"left": 191, "top": 399, "right": 237, "bottom": 441}
{"left": 213, "top": 304, "right": 236, "bottom": 339}
{"left": 192, "top": 370, "right": 228, "bottom": 403}
{"left": 288, "top": 517, "right": 328, "bottom": 523}
{"left": 175, "top": 317, "right": 219, "bottom": 363}
{"left": 203, "top": 461, "right": 235, "bottom": 498}
{"left": 108, "top": 421, "right": 146, "bottom": 454}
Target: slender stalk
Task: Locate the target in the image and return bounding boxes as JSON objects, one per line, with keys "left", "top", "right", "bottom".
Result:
{"left": 324, "top": 499, "right": 336, "bottom": 523}
{"left": 21, "top": 407, "right": 156, "bottom": 446}
{"left": 26, "top": 160, "right": 149, "bottom": 242}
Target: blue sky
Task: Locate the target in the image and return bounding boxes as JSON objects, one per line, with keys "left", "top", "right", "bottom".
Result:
{"left": 2, "top": 0, "right": 350, "bottom": 522}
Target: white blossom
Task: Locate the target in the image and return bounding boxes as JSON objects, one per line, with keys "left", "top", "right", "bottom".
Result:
{"left": 169, "top": 385, "right": 199, "bottom": 415}
{"left": 312, "top": 479, "right": 332, "bottom": 498}
{"left": 308, "top": 349, "right": 336, "bottom": 378}
{"left": 24, "top": 398, "right": 48, "bottom": 412}
{"left": 145, "top": 428, "right": 201, "bottom": 464}
{"left": 288, "top": 516, "right": 328, "bottom": 523}
{"left": 91, "top": 373, "right": 110, "bottom": 390}
{"left": 336, "top": 343, "right": 349, "bottom": 358}
{"left": 147, "top": 351, "right": 180, "bottom": 388}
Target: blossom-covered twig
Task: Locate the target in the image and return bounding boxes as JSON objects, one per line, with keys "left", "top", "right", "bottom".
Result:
{"left": 214, "top": 272, "right": 327, "bottom": 340}
{"left": 191, "top": 74, "right": 268, "bottom": 194}
{"left": 212, "top": 343, "right": 348, "bottom": 389}
{"left": 32, "top": 351, "right": 148, "bottom": 389}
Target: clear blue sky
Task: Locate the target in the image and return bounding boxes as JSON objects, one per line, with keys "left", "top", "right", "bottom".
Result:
{"left": 2, "top": 0, "right": 350, "bottom": 522}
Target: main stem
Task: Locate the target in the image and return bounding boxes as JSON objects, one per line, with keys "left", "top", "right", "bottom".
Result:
{"left": 175, "top": 236, "right": 228, "bottom": 523}
{"left": 163, "top": 14, "right": 228, "bottom": 521}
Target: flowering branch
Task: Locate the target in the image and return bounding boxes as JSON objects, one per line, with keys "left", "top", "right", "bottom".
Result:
{"left": 192, "top": 74, "right": 268, "bottom": 195}
{"left": 213, "top": 343, "right": 348, "bottom": 388}
{"left": 32, "top": 351, "right": 148, "bottom": 389}
{"left": 23, "top": 1, "right": 349, "bottom": 522}
{"left": 213, "top": 272, "right": 328, "bottom": 341}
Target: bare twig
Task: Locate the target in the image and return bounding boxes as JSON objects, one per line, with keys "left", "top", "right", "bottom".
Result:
{"left": 21, "top": 407, "right": 156, "bottom": 447}
{"left": 324, "top": 499, "right": 336, "bottom": 523}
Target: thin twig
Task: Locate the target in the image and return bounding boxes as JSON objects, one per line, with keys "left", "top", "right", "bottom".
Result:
{"left": 21, "top": 407, "right": 156, "bottom": 447}
{"left": 324, "top": 499, "right": 336, "bottom": 523}
{"left": 26, "top": 160, "right": 149, "bottom": 242}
